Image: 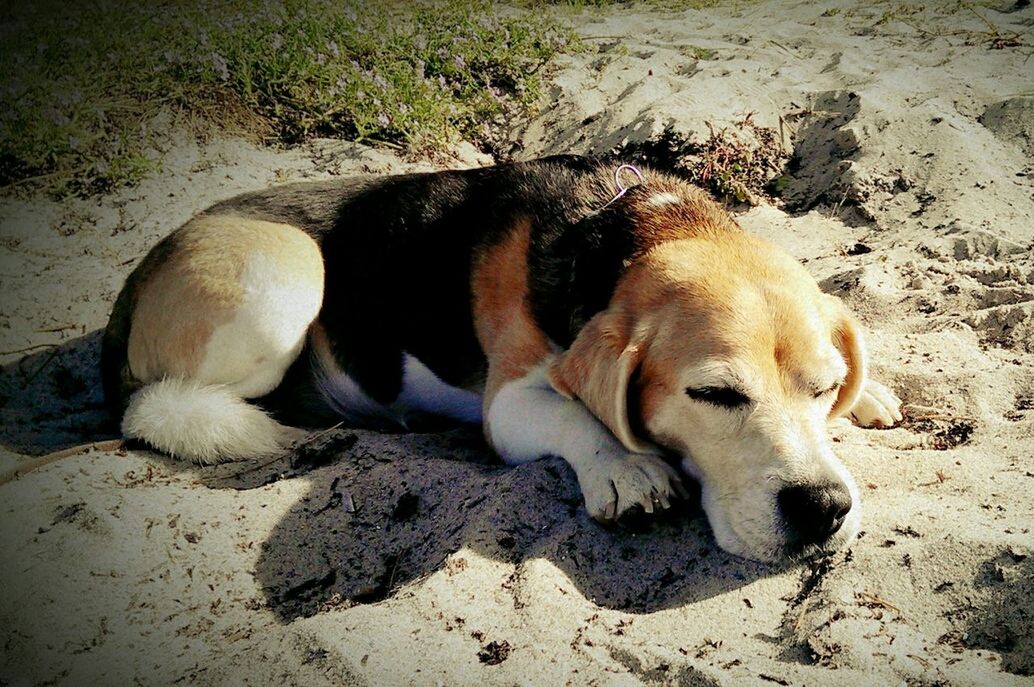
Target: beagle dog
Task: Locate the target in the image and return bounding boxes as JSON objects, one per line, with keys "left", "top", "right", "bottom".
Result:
{"left": 102, "top": 155, "right": 902, "bottom": 562}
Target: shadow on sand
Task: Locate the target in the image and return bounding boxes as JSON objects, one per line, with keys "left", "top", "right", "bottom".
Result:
{"left": 201, "top": 428, "right": 773, "bottom": 620}
{"left": 0, "top": 329, "right": 117, "bottom": 456}
{"left": 2, "top": 331, "right": 772, "bottom": 617}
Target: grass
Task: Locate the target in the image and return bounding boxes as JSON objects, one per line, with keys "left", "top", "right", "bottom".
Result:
{"left": 680, "top": 45, "right": 718, "bottom": 61}
{"left": 608, "top": 115, "right": 787, "bottom": 205}
{"left": 0, "top": 0, "right": 576, "bottom": 196}
{"left": 536, "top": 0, "right": 721, "bottom": 7}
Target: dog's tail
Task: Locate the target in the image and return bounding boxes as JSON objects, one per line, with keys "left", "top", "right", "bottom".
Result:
{"left": 121, "top": 379, "right": 289, "bottom": 464}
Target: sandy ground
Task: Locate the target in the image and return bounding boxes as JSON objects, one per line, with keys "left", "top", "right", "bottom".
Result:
{"left": 2, "top": 1, "right": 1034, "bottom": 685}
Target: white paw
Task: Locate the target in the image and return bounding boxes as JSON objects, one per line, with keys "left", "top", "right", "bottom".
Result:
{"left": 850, "top": 380, "right": 903, "bottom": 428}
{"left": 575, "top": 452, "right": 688, "bottom": 523}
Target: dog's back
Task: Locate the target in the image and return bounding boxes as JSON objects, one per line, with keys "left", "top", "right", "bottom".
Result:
{"left": 102, "top": 157, "right": 612, "bottom": 462}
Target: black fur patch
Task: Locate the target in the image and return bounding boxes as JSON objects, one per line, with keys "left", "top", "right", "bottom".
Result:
{"left": 316, "top": 156, "right": 666, "bottom": 404}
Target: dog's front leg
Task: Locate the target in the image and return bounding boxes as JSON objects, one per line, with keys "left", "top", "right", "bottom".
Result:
{"left": 485, "top": 365, "right": 686, "bottom": 522}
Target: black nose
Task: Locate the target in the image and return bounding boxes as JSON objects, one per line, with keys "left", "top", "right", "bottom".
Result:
{"left": 778, "top": 482, "right": 852, "bottom": 546}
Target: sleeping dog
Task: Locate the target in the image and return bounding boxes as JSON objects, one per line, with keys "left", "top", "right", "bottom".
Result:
{"left": 102, "top": 155, "right": 902, "bottom": 562}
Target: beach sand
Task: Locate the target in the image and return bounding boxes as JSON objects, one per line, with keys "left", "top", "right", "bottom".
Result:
{"left": 1, "top": 1, "right": 1032, "bottom": 685}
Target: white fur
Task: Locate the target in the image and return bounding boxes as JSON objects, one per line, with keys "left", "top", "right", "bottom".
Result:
{"left": 647, "top": 192, "right": 680, "bottom": 208}
{"left": 197, "top": 253, "right": 322, "bottom": 398}
{"left": 122, "top": 378, "right": 290, "bottom": 464}
{"left": 313, "top": 348, "right": 483, "bottom": 428}
{"left": 650, "top": 355, "right": 862, "bottom": 562}
{"left": 487, "top": 365, "right": 685, "bottom": 521}
{"left": 391, "top": 355, "right": 483, "bottom": 424}
{"left": 311, "top": 345, "right": 397, "bottom": 426}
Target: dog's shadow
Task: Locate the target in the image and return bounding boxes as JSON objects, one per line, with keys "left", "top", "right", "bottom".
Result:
{"left": 2, "top": 334, "right": 769, "bottom": 616}
{"left": 0, "top": 330, "right": 118, "bottom": 456}
{"left": 204, "top": 428, "right": 771, "bottom": 620}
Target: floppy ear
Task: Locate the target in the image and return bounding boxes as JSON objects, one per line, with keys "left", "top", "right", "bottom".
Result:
{"left": 547, "top": 309, "right": 655, "bottom": 454}
{"left": 829, "top": 301, "right": 868, "bottom": 419}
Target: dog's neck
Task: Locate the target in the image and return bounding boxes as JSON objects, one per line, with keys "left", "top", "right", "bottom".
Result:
{"left": 528, "top": 175, "right": 741, "bottom": 348}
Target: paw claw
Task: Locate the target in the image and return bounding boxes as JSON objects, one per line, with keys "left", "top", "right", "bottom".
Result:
{"left": 579, "top": 453, "right": 684, "bottom": 522}
{"left": 654, "top": 490, "right": 670, "bottom": 510}
{"left": 850, "top": 380, "right": 903, "bottom": 429}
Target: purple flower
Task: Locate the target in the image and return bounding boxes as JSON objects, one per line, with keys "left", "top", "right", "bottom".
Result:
{"left": 211, "top": 52, "right": 230, "bottom": 80}
{"left": 270, "top": 33, "right": 283, "bottom": 51}
{"left": 373, "top": 73, "right": 388, "bottom": 90}
{"left": 377, "top": 113, "right": 390, "bottom": 127}
{"left": 46, "top": 109, "right": 70, "bottom": 127}
{"left": 453, "top": 54, "right": 466, "bottom": 70}
{"left": 327, "top": 40, "right": 339, "bottom": 57}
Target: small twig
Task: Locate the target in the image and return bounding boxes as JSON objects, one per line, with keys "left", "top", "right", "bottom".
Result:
{"left": 35, "top": 323, "right": 78, "bottom": 333}
{"left": 828, "top": 188, "right": 850, "bottom": 219}
{"left": 793, "top": 598, "right": 813, "bottom": 635}
{"left": 856, "top": 591, "right": 902, "bottom": 615}
{"left": 386, "top": 551, "right": 404, "bottom": 593}
{"left": 902, "top": 404, "right": 976, "bottom": 423}
{"left": 0, "top": 170, "right": 66, "bottom": 191}
{"left": 766, "top": 39, "right": 799, "bottom": 59}
{"left": 21, "top": 347, "right": 60, "bottom": 388}
{"left": 0, "top": 343, "right": 56, "bottom": 357}
{"left": 963, "top": 1, "right": 1001, "bottom": 36}
{"left": 214, "top": 421, "right": 345, "bottom": 479}
{"left": 0, "top": 440, "right": 126, "bottom": 486}
{"left": 918, "top": 469, "right": 951, "bottom": 487}
{"left": 360, "top": 137, "right": 405, "bottom": 151}
{"left": 908, "top": 413, "right": 976, "bottom": 423}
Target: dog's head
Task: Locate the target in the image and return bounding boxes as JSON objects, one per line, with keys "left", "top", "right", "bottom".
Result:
{"left": 550, "top": 233, "right": 867, "bottom": 562}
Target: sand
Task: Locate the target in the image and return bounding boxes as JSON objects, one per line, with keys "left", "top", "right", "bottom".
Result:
{"left": 1, "top": 1, "right": 1033, "bottom": 685}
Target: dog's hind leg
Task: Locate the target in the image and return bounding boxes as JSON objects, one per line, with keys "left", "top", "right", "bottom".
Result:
{"left": 113, "top": 215, "right": 324, "bottom": 463}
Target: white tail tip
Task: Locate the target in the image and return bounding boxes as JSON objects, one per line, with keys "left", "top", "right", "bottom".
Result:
{"left": 122, "top": 378, "right": 287, "bottom": 464}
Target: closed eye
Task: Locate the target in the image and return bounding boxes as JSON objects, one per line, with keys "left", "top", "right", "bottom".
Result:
{"left": 686, "top": 386, "right": 751, "bottom": 409}
{"left": 813, "top": 382, "right": 843, "bottom": 399}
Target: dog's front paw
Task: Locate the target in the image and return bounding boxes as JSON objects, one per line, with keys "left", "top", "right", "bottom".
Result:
{"left": 850, "top": 380, "right": 903, "bottom": 428}
{"left": 576, "top": 452, "right": 688, "bottom": 523}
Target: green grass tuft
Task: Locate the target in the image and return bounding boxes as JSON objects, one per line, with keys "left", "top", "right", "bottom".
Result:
{"left": 0, "top": 0, "right": 577, "bottom": 196}
{"left": 680, "top": 45, "right": 719, "bottom": 61}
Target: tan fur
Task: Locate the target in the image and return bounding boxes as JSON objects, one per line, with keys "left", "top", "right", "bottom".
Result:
{"left": 548, "top": 308, "right": 654, "bottom": 454}
{"left": 828, "top": 308, "right": 868, "bottom": 418}
{"left": 126, "top": 215, "right": 322, "bottom": 384}
{"left": 552, "top": 230, "right": 859, "bottom": 448}
{"left": 471, "top": 219, "right": 553, "bottom": 425}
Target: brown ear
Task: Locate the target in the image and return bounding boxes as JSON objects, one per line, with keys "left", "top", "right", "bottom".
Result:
{"left": 829, "top": 302, "right": 868, "bottom": 419}
{"left": 548, "top": 309, "right": 654, "bottom": 454}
